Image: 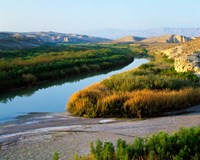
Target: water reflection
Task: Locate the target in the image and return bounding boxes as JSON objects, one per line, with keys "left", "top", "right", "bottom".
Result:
{"left": 0, "top": 58, "right": 148, "bottom": 123}
{"left": 0, "top": 61, "right": 135, "bottom": 103}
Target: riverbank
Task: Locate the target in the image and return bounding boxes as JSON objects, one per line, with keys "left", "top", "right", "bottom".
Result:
{"left": 1, "top": 44, "right": 147, "bottom": 93}
{"left": 0, "top": 105, "right": 200, "bottom": 160}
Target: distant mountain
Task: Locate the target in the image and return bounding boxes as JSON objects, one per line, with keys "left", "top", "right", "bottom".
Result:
{"left": 113, "top": 34, "right": 192, "bottom": 44}
{"left": 141, "top": 34, "right": 193, "bottom": 44}
{"left": 114, "top": 36, "right": 146, "bottom": 43}
{"left": 82, "top": 28, "right": 200, "bottom": 39}
{"left": 0, "top": 32, "right": 43, "bottom": 50}
{"left": 0, "top": 32, "right": 111, "bottom": 50}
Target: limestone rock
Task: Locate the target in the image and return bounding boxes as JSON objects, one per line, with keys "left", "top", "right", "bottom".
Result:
{"left": 142, "top": 34, "right": 192, "bottom": 44}
{"left": 174, "top": 54, "right": 200, "bottom": 73}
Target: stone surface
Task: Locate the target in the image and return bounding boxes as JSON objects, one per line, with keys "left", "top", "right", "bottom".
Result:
{"left": 158, "top": 38, "right": 200, "bottom": 75}
{"left": 174, "top": 54, "right": 200, "bottom": 72}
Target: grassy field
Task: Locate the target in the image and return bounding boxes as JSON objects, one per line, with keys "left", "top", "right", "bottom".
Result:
{"left": 67, "top": 46, "right": 200, "bottom": 118}
{"left": 0, "top": 44, "right": 145, "bottom": 93}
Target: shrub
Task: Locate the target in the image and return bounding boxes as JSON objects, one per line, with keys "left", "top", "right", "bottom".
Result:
{"left": 97, "top": 93, "right": 129, "bottom": 117}
{"left": 67, "top": 83, "right": 111, "bottom": 117}
{"left": 116, "top": 139, "right": 136, "bottom": 160}
{"left": 71, "top": 127, "right": 200, "bottom": 160}
{"left": 90, "top": 140, "right": 115, "bottom": 160}
{"left": 139, "top": 63, "right": 155, "bottom": 69}
{"left": 22, "top": 73, "right": 37, "bottom": 85}
{"left": 52, "top": 151, "right": 59, "bottom": 160}
{"left": 123, "top": 88, "right": 200, "bottom": 118}
{"left": 103, "top": 71, "right": 199, "bottom": 92}
{"left": 67, "top": 86, "right": 200, "bottom": 118}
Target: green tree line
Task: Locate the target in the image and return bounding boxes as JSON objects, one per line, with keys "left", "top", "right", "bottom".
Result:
{"left": 0, "top": 44, "right": 142, "bottom": 92}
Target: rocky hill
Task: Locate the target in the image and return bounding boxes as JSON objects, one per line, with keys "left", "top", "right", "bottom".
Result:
{"left": 154, "top": 37, "right": 200, "bottom": 76}
{"left": 114, "top": 36, "right": 146, "bottom": 43}
{"left": 141, "top": 34, "right": 193, "bottom": 44}
{"left": 0, "top": 32, "right": 110, "bottom": 50}
{"left": 157, "top": 38, "right": 200, "bottom": 58}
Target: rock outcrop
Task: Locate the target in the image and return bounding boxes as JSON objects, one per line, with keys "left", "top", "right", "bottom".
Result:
{"left": 174, "top": 54, "right": 200, "bottom": 73}
{"left": 142, "top": 34, "right": 193, "bottom": 44}
{"left": 157, "top": 38, "right": 200, "bottom": 77}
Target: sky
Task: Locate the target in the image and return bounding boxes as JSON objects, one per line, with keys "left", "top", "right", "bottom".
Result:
{"left": 0, "top": 0, "right": 200, "bottom": 33}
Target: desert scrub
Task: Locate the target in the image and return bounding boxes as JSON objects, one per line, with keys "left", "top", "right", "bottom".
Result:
{"left": 103, "top": 74, "right": 198, "bottom": 91}
{"left": 67, "top": 83, "right": 200, "bottom": 118}
{"left": 71, "top": 127, "right": 200, "bottom": 160}
{"left": 102, "top": 64, "right": 199, "bottom": 92}
{"left": 102, "top": 55, "right": 199, "bottom": 92}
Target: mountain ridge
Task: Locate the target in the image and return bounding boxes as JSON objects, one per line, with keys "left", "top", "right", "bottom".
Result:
{"left": 113, "top": 34, "right": 193, "bottom": 44}
{"left": 141, "top": 34, "right": 193, "bottom": 44}
{"left": 82, "top": 28, "right": 200, "bottom": 39}
{"left": 0, "top": 31, "right": 111, "bottom": 50}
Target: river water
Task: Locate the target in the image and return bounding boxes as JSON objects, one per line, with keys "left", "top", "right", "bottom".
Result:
{"left": 0, "top": 58, "right": 148, "bottom": 123}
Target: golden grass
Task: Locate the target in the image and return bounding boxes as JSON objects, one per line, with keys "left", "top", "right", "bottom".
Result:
{"left": 67, "top": 83, "right": 111, "bottom": 117}
{"left": 67, "top": 82, "right": 200, "bottom": 118}
{"left": 123, "top": 88, "right": 200, "bottom": 118}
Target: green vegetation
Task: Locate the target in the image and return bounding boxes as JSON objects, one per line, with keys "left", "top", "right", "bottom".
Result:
{"left": 67, "top": 50, "right": 200, "bottom": 118}
{"left": 67, "top": 84, "right": 200, "bottom": 118}
{"left": 52, "top": 151, "right": 60, "bottom": 160}
{"left": 71, "top": 127, "right": 200, "bottom": 160}
{"left": 0, "top": 44, "right": 142, "bottom": 92}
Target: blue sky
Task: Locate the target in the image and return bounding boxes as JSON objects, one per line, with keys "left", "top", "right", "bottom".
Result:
{"left": 0, "top": 0, "right": 200, "bottom": 32}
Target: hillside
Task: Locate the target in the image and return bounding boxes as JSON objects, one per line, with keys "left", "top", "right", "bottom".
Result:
{"left": 141, "top": 34, "right": 193, "bottom": 44}
{"left": 114, "top": 36, "right": 146, "bottom": 43}
{"left": 155, "top": 37, "right": 200, "bottom": 58}
{"left": 0, "top": 32, "right": 110, "bottom": 50}
{"left": 0, "top": 32, "right": 43, "bottom": 50}
{"left": 151, "top": 37, "right": 200, "bottom": 75}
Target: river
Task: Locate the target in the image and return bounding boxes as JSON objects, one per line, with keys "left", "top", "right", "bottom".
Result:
{"left": 0, "top": 58, "right": 148, "bottom": 123}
